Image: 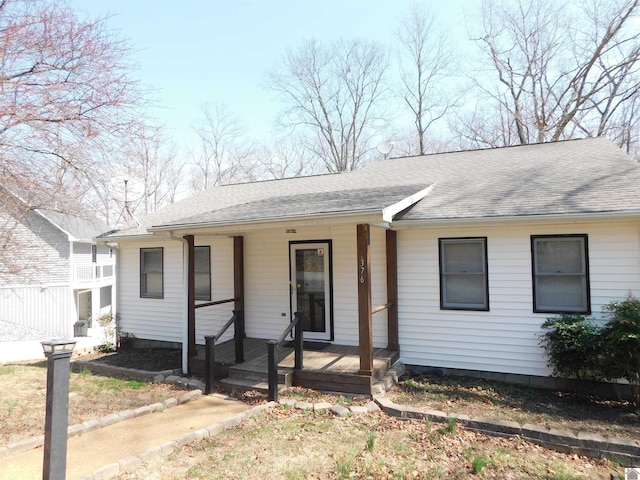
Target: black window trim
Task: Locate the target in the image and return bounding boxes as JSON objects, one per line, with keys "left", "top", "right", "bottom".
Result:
{"left": 439, "top": 236, "right": 489, "bottom": 311}
{"left": 195, "top": 245, "right": 212, "bottom": 302}
{"left": 530, "top": 234, "right": 591, "bottom": 314}
{"left": 140, "top": 247, "right": 164, "bottom": 299}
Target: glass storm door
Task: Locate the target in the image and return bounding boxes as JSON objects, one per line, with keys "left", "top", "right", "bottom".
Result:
{"left": 290, "top": 242, "right": 331, "bottom": 341}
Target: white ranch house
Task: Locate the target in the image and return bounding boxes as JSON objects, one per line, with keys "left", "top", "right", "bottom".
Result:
{"left": 100, "top": 138, "right": 640, "bottom": 394}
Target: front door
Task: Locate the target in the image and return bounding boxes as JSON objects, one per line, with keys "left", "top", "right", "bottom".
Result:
{"left": 290, "top": 242, "right": 332, "bottom": 341}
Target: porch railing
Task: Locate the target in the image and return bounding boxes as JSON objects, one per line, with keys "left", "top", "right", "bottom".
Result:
{"left": 73, "top": 263, "right": 115, "bottom": 283}
{"left": 204, "top": 309, "right": 244, "bottom": 395}
{"left": 372, "top": 302, "right": 393, "bottom": 315}
{"left": 267, "top": 311, "right": 304, "bottom": 402}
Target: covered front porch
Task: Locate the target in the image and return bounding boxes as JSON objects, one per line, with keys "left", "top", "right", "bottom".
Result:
{"left": 169, "top": 219, "right": 403, "bottom": 397}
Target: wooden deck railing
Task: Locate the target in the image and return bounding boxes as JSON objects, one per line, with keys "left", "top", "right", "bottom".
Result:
{"left": 267, "top": 311, "right": 304, "bottom": 402}
{"left": 371, "top": 302, "right": 393, "bottom": 315}
{"left": 204, "top": 309, "right": 244, "bottom": 395}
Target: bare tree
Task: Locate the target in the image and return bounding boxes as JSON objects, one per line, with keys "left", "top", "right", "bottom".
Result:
{"left": 396, "top": 3, "right": 459, "bottom": 155}
{"left": 0, "top": 0, "right": 144, "bottom": 277}
{"left": 257, "top": 133, "right": 322, "bottom": 179}
{"left": 458, "top": 0, "right": 640, "bottom": 150}
{"left": 267, "top": 38, "right": 390, "bottom": 172}
{"left": 125, "top": 124, "right": 182, "bottom": 215}
{"left": 190, "top": 103, "right": 257, "bottom": 190}
{"left": 0, "top": 0, "right": 142, "bottom": 192}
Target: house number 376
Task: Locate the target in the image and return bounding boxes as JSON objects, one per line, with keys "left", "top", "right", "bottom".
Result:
{"left": 359, "top": 256, "right": 366, "bottom": 283}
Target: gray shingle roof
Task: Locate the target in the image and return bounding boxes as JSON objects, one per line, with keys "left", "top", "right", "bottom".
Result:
{"left": 158, "top": 184, "right": 429, "bottom": 228}
{"left": 105, "top": 137, "right": 640, "bottom": 238}
{"left": 37, "top": 209, "right": 109, "bottom": 242}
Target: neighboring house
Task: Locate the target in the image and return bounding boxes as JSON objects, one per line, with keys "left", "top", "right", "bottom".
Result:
{"left": 0, "top": 197, "right": 116, "bottom": 339}
{"left": 100, "top": 138, "right": 640, "bottom": 391}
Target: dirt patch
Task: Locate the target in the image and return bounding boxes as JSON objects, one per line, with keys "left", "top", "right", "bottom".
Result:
{"left": 388, "top": 374, "right": 640, "bottom": 440}
{"left": 113, "top": 404, "right": 622, "bottom": 479}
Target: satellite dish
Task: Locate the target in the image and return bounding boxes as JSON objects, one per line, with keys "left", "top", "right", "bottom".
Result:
{"left": 376, "top": 142, "right": 394, "bottom": 158}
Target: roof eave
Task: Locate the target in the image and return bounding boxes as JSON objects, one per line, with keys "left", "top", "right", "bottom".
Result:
{"left": 147, "top": 209, "right": 387, "bottom": 235}
{"left": 392, "top": 210, "right": 640, "bottom": 229}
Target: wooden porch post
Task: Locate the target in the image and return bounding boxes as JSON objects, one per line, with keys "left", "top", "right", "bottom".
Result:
{"left": 233, "top": 236, "right": 244, "bottom": 313}
{"left": 386, "top": 229, "right": 399, "bottom": 351}
{"left": 233, "top": 236, "right": 245, "bottom": 342}
{"left": 183, "top": 235, "right": 196, "bottom": 359}
{"left": 357, "top": 224, "right": 373, "bottom": 375}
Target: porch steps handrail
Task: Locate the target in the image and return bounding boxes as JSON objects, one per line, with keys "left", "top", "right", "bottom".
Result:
{"left": 372, "top": 302, "right": 394, "bottom": 315}
{"left": 204, "top": 309, "right": 244, "bottom": 395}
{"left": 267, "top": 311, "right": 304, "bottom": 402}
{"left": 194, "top": 297, "right": 237, "bottom": 309}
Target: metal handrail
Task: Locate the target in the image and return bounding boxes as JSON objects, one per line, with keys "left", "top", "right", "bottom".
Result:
{"left": 267, "top": 311, "right": 304, "bottom": 402}
{"left": 204, "top": 309, "right": 244, "bottom": 395}
{"left": 195, "top": 297, "right": 237, "bottom": 309}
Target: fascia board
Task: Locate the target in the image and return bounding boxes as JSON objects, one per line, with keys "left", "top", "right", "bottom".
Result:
{"left": 382, "top": 184, "right": 434, "bottom": 223}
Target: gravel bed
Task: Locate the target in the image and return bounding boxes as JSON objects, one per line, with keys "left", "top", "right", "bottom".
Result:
{"left": 0, "top": 318, "right": 61, "bottom": 342}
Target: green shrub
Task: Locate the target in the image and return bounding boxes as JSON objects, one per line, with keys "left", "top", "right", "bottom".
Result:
{"left": 600, "top": 295, "right": 640, "bottom": 404}
{"left": 539, "top": 313, "right": 603, "bottom": 381}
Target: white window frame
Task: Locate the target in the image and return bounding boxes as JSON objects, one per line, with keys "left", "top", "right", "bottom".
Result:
{"left": 531, "top": 235, "right": 590, "bottom": 314}
{"left": 439, "top": 237, "right": 489, "bottom": 311}
{"left": 195, "top": 245, "right": 211, "bottom": 301}
{"left": 140, "top": 247, "right": 163, "bottom": 299}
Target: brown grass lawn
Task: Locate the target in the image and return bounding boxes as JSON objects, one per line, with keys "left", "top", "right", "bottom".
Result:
{"left": 0, "top": 360, "right": 188, "bottom": 446}
{"left": 112, "top": 403, "right": 624, "bottom": 480}
{"left": 1, "top": 354, "right": 634, "bottom": 479}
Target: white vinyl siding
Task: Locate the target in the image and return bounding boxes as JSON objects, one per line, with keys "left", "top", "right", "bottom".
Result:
{"left": 397, "top": 220, "right": 640, "bottom": 377}
{"left": 118, "top": 240, "right": 184, "bottom": 343}
{"left": 531, "top": 235, "right": 589, "bottom": 313}
{"left": 0, "top": 285, "right": 73, "bottom": 336}
{"left": 439, "top": 238, "right": 488, "bottom": 310}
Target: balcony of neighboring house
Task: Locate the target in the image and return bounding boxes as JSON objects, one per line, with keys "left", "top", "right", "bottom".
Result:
{"left": 72, "top": 262, "right": 115, "bottom": 287}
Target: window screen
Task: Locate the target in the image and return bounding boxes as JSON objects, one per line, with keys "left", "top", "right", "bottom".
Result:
{"left": 531, "top": 235, "right": 590, "bottom": 313}
{"left": 140, "top": 247, "right": 163, "bottom": 298}
{"left": 195, "top": 246, "right": 211, "bottom": 301}
{"left": 439, "top": 238, "right": 489, "bottom": 310}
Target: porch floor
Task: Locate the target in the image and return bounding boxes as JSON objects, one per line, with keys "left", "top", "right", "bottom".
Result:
{"left": 193, "top": 337, "right": 400, "bottom": 395}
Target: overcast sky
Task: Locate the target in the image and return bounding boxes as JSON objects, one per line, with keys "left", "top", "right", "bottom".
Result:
{"left": 70, "top": 0, "right": 475, "bottom": 150}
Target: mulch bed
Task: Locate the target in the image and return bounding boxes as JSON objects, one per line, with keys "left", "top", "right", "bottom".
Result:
{"left": 85, "top": 348, "right": 182, "bottom": 372}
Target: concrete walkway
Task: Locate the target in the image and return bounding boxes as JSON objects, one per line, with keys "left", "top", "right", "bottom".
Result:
{"left": 0, "top": 393, "right": 251, "bottom": 480}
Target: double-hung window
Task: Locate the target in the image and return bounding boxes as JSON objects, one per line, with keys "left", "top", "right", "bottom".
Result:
{"left": 439, "top": 237, "right": 489, "bottom": 311}
{"left": 531, "top": 235, "right": 590, "bottom": 313}
{"left": 195, "top": 246, "right": 211, "bottom": 301}
{"left": 140, "top": 247, "right": 163, "bottom": 298}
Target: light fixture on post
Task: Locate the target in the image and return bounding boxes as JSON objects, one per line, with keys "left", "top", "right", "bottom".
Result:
{"left": 41, "top": 338, "right": 76, "bottom": 480}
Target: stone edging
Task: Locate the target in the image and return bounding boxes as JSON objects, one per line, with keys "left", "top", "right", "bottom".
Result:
{"left": 374, "top": 396, "right": 640, "bottom": 467}
{"left": 0, "top": 390, "right": 203, "bottom": 461}
{"left": 76, "top": 402, "right": 276, "bottom": 480}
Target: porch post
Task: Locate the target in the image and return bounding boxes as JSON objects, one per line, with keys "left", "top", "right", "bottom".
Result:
{"left": 183, "top": 235, "right": 196, "bottom": 359}
{"left": 386, "top": 229, "right": 399, "bottom": 351}
{"left": 233, "top": 236, "right": 245, "bottom": 362}
{"left": 357, "top": 224, "right": 373, "bottom": 375}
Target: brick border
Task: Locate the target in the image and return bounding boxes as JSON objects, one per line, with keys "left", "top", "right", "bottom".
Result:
{"left": 0, "top": 390, "right": 203, "bottom": 461}
{"left": 374, "top": 396, "right": 640, "bottom": 467}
